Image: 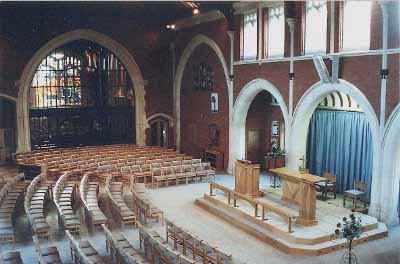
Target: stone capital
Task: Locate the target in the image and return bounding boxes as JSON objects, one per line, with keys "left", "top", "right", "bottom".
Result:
{"left": 286, "top": 18, "right": 296, "bottom": 33}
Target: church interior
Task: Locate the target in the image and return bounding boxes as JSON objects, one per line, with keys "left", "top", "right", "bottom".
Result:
{"left": 0, "top": 1, "right": 400, "bottom": 263}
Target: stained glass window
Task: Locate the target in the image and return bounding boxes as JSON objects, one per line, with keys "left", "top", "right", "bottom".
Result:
{"left": 29, "top": 40, "right": 135, "bottom": 149}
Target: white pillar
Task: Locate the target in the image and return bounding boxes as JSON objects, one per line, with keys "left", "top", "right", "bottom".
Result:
{"left": 371, "top": 1, "right": 392, "bottom": 223}
{"left": 329, "top": 1, "right": 335, "bottom": 54}
{"left": 227, "top": 31, "right": 234, "bottom": 77}
{"left": 257, "top": 7, "right": 263, "bottom": 60}
{"left": 227, "top": 30, "right": 235, "bottom": 174}
{"left": 170, "top": 42, "right": 176, "bottom": 82}
{"left": 286, "top": 18, "right": 295, "bottom": 118}
{"left": 379, "top": 2, "right": 389, "bottom": 135}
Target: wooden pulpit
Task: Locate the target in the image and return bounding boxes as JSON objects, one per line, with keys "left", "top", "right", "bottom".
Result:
{"left": 234, "top": 160, "right": 261, "bottom": 198}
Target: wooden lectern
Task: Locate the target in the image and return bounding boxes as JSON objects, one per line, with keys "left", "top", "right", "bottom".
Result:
{"left": 234, "top": 160, "right": 261, "bottom": 198}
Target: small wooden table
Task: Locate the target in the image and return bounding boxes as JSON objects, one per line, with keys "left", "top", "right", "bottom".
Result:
{"left": 269, "top": 167, "right": 327, "bottom": 226}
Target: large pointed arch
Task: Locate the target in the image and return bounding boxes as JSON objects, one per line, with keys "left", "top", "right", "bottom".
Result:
{"left": 174, "top": 34, "right": 232, "bottom": 151}
{"left": 289, "top": 79, "right": 381, "bottom": 219}
{"left": 16, "top": 29, "right": 146, "bottom": 152}
{"left": 228, "top": 78, "right": 289, "bottom": 173}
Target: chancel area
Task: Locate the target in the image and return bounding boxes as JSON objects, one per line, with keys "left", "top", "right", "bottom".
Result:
{"left": 0, "top": 1, "right": 400, "bottom": 264}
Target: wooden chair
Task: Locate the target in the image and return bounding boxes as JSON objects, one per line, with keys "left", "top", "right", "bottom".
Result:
{"left": 33, "top": 235, "right": 62, "bottom": 264}
{"left": 343, "top": 181, "right": 368, "bottom": 210}
{"left": 315, "top": 172, "right": 337, "bottom": 200}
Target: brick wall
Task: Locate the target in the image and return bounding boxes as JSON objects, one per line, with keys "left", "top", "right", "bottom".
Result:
{"left": 0, "top": 5, "right": 175, "bottom": 146}
{"left": 0, "top": 36, "right": 19, "bottom": 98}
{"left": 1, "top": 2, "right": 399, "bottom": 154}
{"left": 180, "top": 44, "right": 229, "bottom": 169}
{"left": 230, "top": 1, "right": 400, "bottom": 121}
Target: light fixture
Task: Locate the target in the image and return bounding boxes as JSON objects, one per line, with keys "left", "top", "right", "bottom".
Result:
{"left": 114, "top": 86, "right": 126, "bottom": 98}
{"left": 193, "top": 8, "right": 199, "bottom": 15}
{"left": 166, "top": 24, "right": 175, "bottom": 30}
{"left": 53, "top": 52, "right": 65, "bottom": 60}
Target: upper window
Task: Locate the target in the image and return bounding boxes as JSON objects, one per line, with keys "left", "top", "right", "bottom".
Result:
{"left": 243, "top": 11, "right": 258, "bottom": 60}
{"left": 266, "top": 5, "right": 285, "bottom": 58}
{"left": 342, "top": 1, "right": 372, "bottom": 51}
{"left": 305, "top": 1, "right": 327, "bottom": 55}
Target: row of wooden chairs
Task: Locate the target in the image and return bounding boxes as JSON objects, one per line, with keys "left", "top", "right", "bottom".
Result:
{"left": 102, "top": 224, "right": 149, "bottom": 264}
{"left": 0, "top": 174, "right": 29, "bottom": 245}
{"left": 139, "top": 225, "right": 201, "bottom": 264}
{"left": 166, "top": 219, "right": 232, "bottom": 264}
{"left": 96, "top": 157, "right": 195, "bottom": 184}
{"left": 105, "top": 175, "right": 137, "bottom": 228}
{"left": 16, "top": 145, "right": 176, "bottom": 166}
{"left": 151, "top": 162, "right": 215, "bottom": 188}
{"left": 66, "top": 230, "right": 105, "bottom": 264}
{"left": 80, "top": 173, "right": 108, "bottom": 231}
{"left": 131, "top": 184, "right": 164, "bottom": 226}
{"left": 33, "top": 235, "right": 62, "bottom": 264}
{"left": 24, "top": 173, "right": 53, "bottom": 240}
{"left": 47, "top": 150, "right": 186, "bottom": 176}
{"left": 39, "top": 150, "right": 194, "bottom": 183}
{"left": 16, "top": 143, "right": 154, "bottom": 158}
{"left": 53, "top": 172, "right": 81, "bottom": 235}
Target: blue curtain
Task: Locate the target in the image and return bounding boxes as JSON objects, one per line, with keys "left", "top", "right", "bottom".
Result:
{"left": 306, "top": 109, "right": 373, "bottom": 201}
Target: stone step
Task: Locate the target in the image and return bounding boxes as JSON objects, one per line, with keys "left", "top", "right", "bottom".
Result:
{"left": 203, "top": 193, "right": 380, "bottom": 245}
{"left": 195, "top": 197, "right": 388, "bottom": 256}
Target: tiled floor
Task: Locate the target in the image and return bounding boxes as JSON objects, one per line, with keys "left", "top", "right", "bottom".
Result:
{"left": 1, "top": 170, "right": 400, "bottom": 264}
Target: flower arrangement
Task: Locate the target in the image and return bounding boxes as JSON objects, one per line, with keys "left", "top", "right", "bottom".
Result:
{"left": 335, "top": 209, "right": 364, "bottom": 264}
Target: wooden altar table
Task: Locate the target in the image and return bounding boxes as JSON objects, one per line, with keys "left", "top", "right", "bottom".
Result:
{"left": 269, "top": 167, "right": 327, "bottom": 226}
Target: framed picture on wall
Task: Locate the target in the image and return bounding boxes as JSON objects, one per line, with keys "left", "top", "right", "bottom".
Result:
{"left": 272, "top": 121, "right": 279, "bottom": 136}
{"left": 193, "top": 63, "right": 214, "bottom": 91}
{"left": 211, "top": 92, "right": 218, "bottom": 113}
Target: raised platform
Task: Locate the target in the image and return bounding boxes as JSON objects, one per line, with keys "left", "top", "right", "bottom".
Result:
{"left": 195, "top": 187, "right": 388, "bottom": 256}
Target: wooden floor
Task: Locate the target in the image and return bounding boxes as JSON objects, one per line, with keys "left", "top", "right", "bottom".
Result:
{"left": 196, "top": 184, "right": 388, "bottom": 256}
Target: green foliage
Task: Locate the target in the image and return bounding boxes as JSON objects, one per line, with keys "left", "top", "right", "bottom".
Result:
{"left": 334, "top": 209, "right": 363, "bottom": 242}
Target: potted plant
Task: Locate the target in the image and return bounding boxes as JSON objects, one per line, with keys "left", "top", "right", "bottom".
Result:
{"left": 335, "top": 209, "right": 364, "bottom": 264}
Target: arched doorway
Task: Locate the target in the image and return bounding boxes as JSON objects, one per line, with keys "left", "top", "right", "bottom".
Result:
{"left": 381, "top": 104, "right": 400, "bottom": 226}
{"left": 246, "top": 91, "right": 286, "bottom": 168}
{"left": 0, "top": 94, "right": 17, "bottom": 163}
{"left": 17, "top": 29, "right": 146, "bottom": 152}
{"left": 289, "top": 80, "right": 380, "bottom": 217}
{"left": 149, "top": 118, "right": 169, "bottom": 148}
{"left": 28, "top": 40, "right": 135, "bottom": 149}
{"left": 229, "top": 78, "right": 289, "bottom": 173}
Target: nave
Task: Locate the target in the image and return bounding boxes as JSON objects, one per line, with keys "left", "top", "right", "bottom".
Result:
{"left": 1, "top": 145, "right": 229, "bottom": 264}
{"left": 1, "top": 163, "right": 399, "bottom": 264}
